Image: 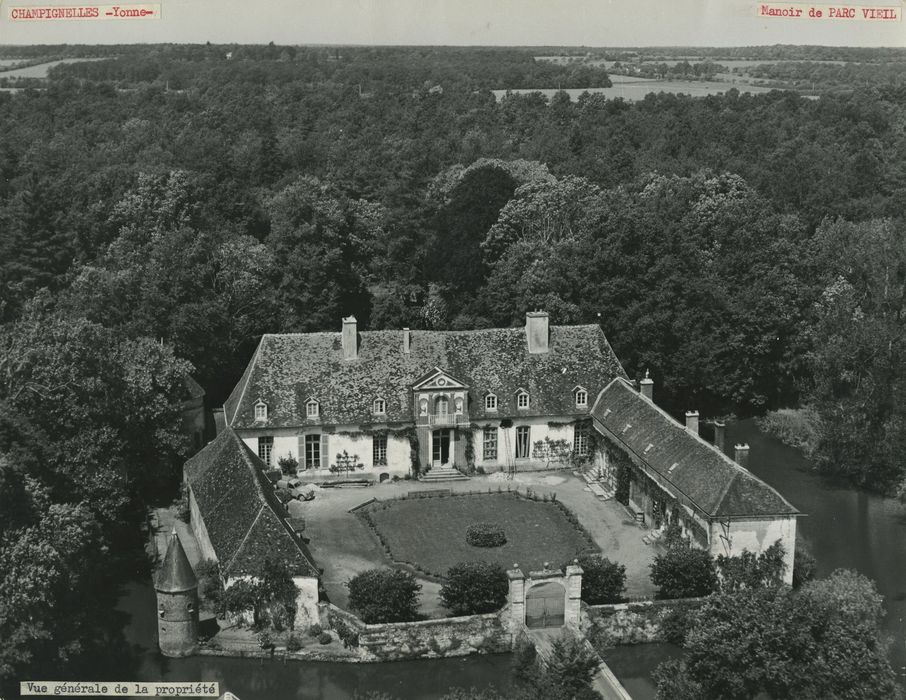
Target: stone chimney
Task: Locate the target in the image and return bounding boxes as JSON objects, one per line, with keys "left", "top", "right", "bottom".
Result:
{"left": 714, "top": 421, "right": 726, "bottom": 454}
{"left": 525, "top": 311, "right": 549, "bottom": 354}
{"left": 402, "top": 328, "right": 411, "bottom": 354}
{"left": 342, "top": 316, "right": 357, "bottom": 361}
{"left": 640, "top": 370, "right": 654, "bottom": 401}
{"left": 685, "top": 410, "right": 699, "bottom": 435}
{"left": 734, "top": 443, "right": 750, "bottom": 466}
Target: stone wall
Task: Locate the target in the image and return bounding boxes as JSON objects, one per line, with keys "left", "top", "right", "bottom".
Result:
{"left": 321, "top": 603, "right": 513, "bottom": 662}
{"left": 585, "top": 597, "right": 706, "bottom": 646}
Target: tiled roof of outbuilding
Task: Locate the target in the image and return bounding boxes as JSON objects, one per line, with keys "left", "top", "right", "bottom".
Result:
{"left": 590, "top": 378, "right": 799, "bottom": 519}
{"left": 224, "top": 325, "right": 626, "bottom": 428}
{"left": 184, "top": 429, "right": 319, "bottom": 578}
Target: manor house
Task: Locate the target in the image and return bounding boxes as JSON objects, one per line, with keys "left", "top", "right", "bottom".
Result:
{"left": 221, "top": 312, "right": 625, "bottom": 478}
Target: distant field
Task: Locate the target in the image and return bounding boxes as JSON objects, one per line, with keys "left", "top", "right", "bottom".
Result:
{"left": 1, "top": 58, "right": 103, "bottom": 78}
{"left": 492, "top": 79, "right": 775, "bottom": 102}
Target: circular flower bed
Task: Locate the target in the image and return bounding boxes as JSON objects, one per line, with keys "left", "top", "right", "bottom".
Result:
{"left": 466, "top": 522, "right": 507, "bottom": 548}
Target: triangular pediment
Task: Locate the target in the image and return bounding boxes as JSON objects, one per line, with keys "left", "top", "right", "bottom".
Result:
{"left": 412, "top": 366, "right": 469, "bottom": 391}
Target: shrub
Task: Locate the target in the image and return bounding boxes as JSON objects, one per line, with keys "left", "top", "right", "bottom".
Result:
{"left": 308, "top": 623, "right": 323, "bottom": 637}
{"left": 651, "top": 547, "right": 718, "bottom": 599}
{"left": 347, "top": 569, "right": 421, "bottom": 623}
{"left": 511, "top": 637, "right": 538, "bottom": 683}
{"left": 440, "top": 561, "right": 509, "bottom": 615}
{"left": 570, "top": 554, "right": 625, "bottom": 604}
{"left": 716, "top": 540, "right": 786, "bottom": 592}
{"left": 223, "top": 579, "right": 258, "bottom": 623}
{"left": 278, "top": 453, "right": 299, "bottom": 475}
{"left": 286, "top": 633, "right": 302, "bottom": 652}
{"left": 318, "top": 631, "right": 332, "bottom": 644}
{"left": 659, "top": 605, "right": 693, "bottom": 645}
{"left": 333, "top": 616, "right": 360, "bottom": 648}
{"left": 662, "top": 521, "right": 687, "bottom": 549}
{"left": 195, "top": 559, "right": 224, "bottom": 613}
{"left": 257, "top": 630, "right": 274, "bottom": 649}
{"left": 466, "top": 522, "right": 506, "bottom": 547}
{"left": 175, "top": 482, "right": 191, "bottom": 523}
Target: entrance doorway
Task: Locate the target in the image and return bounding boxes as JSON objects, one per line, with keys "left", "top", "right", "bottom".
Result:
{"left": 432, "top": 429, "right": 451, "bottom": 466}
{"left": 525, "top": 581, "right": 566, "bottom": 628}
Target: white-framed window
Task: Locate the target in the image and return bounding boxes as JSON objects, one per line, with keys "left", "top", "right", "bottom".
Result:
{"left": 574, "top": 423, "right": 590, "bottom": 456}
{"left": 254, "top": 401, "right": 267, "bottom": 420}
{"left": 517, "top": 391, "right": 529, "bottom": 409}
{"left": 575, "top": 388, "right": 588, "bottom": 408}
{"left": 485, "top": 393, "right": 498, "bottom": 411}
{"left": 258, "top": 436, "right": 274, "bottom": 465}
{"left": 373, "top": 434, "right": 388, "bottom": 466}
{"left": 373, "top": 398, "right": 386, "bottom": 415}
{"left": 305, "top": 434, "right": 320, "bottom": 469}
{"left": 483, "top": 427, "right": 498, "bottom": 460}
{"left": 515, "top": 426, "right": 530, "bottom": 459}
{"left": 306, "top": 399, "right": 319, "bottom": 418}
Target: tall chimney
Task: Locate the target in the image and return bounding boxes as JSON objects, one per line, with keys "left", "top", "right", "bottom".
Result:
{"left": 734, "top": 443, "right": 750, "bottom": 466}
{"left": 685, "top": 410, "right": 699, "bottom": 435}
{"left": 714, "top": 421, "right": 726, "bottom": 454}
{"left": 525, "top": 311, "right": 549, "bottom": 354}
{"left": 640, "top": 370, "right": 654, "bottom": 401}
{"left": 402, "top": 328, "right": 411, "bottom": 354}
{"left": 342, "top": 316, "right": 358, "bottom": 361}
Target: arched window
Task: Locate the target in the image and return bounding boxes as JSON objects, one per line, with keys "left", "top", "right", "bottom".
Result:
{"left": 436, "top": 396, "right": 449, "bottom": 415}
{"left": 419, "top": 398, "right": 428, "bottom": 416}
{"left": 517, "top": 391, "right": 529, "bottom": 409}
{"left": 485, "top": 393, "right": 498, "bottom": 411}
{"left": 306, "top": 399, "right": 319, "bottom": 418}
{"left": 373, "top": 398, "right": 386, "bottom": 415}
{"left": 454, "top": 397, "right": 463, "bottom": 414}
{"left": 254, "top": 400, "right": 267, "bottom": 420}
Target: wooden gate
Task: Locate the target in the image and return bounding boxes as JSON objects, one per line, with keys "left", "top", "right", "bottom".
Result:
{"left": 524, "top": 580, "right": 565, "bottom": 628}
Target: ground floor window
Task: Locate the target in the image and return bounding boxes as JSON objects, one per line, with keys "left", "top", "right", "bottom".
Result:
{"left": 305, "top": 434, "right": 321, "bottom": 469}
{"left": 515, "top": 426, "right": 530, "bottom": 459}
{"left": 373, "top": 434, "right": 388, "bottom": 466}
{"left": 574, "top": 423, "right": 590, "bottom": 456}
{"left": 483, "top": 427, "right": 498, "bottom": 460}
{"left": 258, "top": 436, "right": 274, "bottom": 465}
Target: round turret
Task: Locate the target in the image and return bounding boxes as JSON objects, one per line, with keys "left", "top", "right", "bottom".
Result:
{"left": 155, "top": 529, "right": 199, "bottom": 657}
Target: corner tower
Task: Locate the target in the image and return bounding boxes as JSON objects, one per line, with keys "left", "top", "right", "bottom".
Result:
{"left": 155, "top": 529, "right": 199, "bottom": 657}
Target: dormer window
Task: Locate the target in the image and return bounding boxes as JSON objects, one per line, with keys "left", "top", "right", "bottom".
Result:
{"left": 575, "top": 387, "right": 588, "bottom": 408}
{"left": 306, "top": 399, "right": 319, "bottom": 418}
{"left": 485, "top": 393, "right": 498, "bottom": 411}
{"left": 254, "top": 401, "right": 267, "bottom": 420}
{"left": 516, "top": 390, "right": 529, "bottom": 410}
{"left": 373, "top": 398, "right": 386, "bottom": 415}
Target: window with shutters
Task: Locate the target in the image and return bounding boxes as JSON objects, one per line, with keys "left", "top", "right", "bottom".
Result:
{"left": 373, "top": 434, "right": 388, "bottom": 466}
{"left": 258, "top": 436, "right": 274, "bottom": 465}
{"left": 515, "top": 426, "right": 530, "bottom": 459}
{"left": 483, "top": 427, "right": 498, "bottom": 460}
{"left": 305, "top": 434, "right": 321, "bottom": 470}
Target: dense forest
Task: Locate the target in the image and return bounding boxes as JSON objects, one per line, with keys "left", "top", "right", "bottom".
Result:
{"left": 1, "top": 44, "right": 906, "bottom": 692}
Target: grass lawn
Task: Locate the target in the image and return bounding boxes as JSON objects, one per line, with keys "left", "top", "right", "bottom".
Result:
{"left": 361, "top": 492, "right": 599, "bottom": 577}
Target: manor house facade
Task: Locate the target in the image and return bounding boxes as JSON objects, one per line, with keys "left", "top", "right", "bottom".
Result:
{"left": 222, "top": 312, "right": 626, "bottom": 478}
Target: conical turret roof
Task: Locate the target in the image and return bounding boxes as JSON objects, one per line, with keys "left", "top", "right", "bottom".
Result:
{"left": 156, "top": 529, "right": 198, "bottom": 593}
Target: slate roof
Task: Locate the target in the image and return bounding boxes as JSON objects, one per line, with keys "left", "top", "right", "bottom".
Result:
{"left": 590, "top": 378, "right": 799, "bottom": 519}
{"left": 225, "top": 325, "right": 626, "bottom": 429}
{"left": 184, "top": 428, "right": 319, "bottom": 578}
{"left": 182, "top": 374, "right": 206, "bottom": 401}
{"left": 156, "top": 530, "right": 197, "bottom": 593}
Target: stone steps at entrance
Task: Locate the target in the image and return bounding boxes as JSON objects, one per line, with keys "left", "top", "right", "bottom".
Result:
{"left": 419, "top": 465, "right": 469, "bottom": 482}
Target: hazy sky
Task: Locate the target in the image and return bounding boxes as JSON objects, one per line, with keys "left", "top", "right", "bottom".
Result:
{"left": 2, "top": 0, "right": 904, "bottom": 46}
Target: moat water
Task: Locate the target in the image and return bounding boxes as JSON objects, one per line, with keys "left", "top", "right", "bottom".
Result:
{"left": 110, "top": 418, "right": 906, "bottom": 699}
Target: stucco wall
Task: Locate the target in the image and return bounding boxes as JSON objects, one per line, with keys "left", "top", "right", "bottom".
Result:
{"left": 471, "top": 417, "right": 586, "bottom": 471}
{"left": 708, "top": 516, "right": 797, "bottom": 585}
{"left": 241, "top": 431, "right": 412, "bottom": 477}
{"left": 225, "top": 574, "right": 320, "bottom": 630}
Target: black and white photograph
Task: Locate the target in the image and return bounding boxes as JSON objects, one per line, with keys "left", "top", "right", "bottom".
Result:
{"left": 1, "top": 1, "right": 905, "bottom": 699}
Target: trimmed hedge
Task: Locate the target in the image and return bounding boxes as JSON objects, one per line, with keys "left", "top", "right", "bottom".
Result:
{"left": 466, "top": 522, "right": 507, "bottom": 548}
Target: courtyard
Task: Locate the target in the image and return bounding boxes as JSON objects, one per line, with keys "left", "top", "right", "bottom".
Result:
{"left": 302, "top": 471, "right": 659, "bottom": 617}
{"left": 361, "top": 490, "right": 598, "bottom": 577}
